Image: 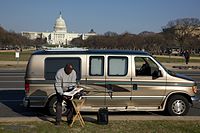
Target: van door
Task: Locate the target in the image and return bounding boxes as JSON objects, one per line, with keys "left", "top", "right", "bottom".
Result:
{"left": 85, "top": 55, "right": 106, "bottom": 107}
{"left": 132, "top": 56, "right": 166, "bottom": 108}
{"left": 105, "top": 55, "right": 132, "bottom": 106}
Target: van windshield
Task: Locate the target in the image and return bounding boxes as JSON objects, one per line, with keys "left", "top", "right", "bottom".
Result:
{"left": 151, "top": 55, "right": 177, "bottom": 76}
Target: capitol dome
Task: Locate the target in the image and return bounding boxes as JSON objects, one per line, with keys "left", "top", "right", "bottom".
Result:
{"left": 54, "top": 13, "right": 67, "bottom": 32}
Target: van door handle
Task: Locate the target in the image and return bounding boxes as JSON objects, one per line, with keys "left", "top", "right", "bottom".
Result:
{"left": 133, "top": 84, "right": 137, "bottom": 90}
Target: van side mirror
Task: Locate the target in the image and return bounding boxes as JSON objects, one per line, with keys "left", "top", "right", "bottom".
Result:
{"left": 152, "top": 70, "right": 162, "bottom": 80}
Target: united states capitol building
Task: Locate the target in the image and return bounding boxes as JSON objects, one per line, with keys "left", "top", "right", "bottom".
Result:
{"left": 21, "top": 13, "right": 96, "bottom": 45}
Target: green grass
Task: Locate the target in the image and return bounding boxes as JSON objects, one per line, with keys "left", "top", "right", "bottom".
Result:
{"left": 0, "top": 51, "right": 199, "bottom": 63}
{"left": 1, "top": 121, "right": 200, "bottom": 133}
{"left": 0, "top": 51, "right": 33, "bottom": 61}
{"left": 155, "top": 57, "right": 200, "bottom": 63}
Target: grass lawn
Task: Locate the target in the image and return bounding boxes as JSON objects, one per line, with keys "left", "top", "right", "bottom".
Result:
{"left": 0, "top": 51, "right": 33, "bottom": 61}
{"left": 0, "top": 51, "right": 200, "bottom": 63}
{"left": 155, "top": 56, "right": 200, "bottom": 63}
{"left": 1, "top": 121, "right": 200, "bottom": 133}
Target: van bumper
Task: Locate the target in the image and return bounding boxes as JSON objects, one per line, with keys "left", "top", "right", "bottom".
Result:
{"left": 191, "top": 95, "right": 200, "bottom": 107}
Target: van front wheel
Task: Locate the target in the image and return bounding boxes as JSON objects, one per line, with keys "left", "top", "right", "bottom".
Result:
{"left": 166, "top": 95, "right": 189, "bottom": 116}
{"left": 48, "top": 96, "right": 67, "bottom": 116}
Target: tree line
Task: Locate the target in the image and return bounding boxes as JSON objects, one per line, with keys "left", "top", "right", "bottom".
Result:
{"left": 0, "top": 26, "right": 46, "bottom": 49}
{"left": 72, "top": 18, "right": 200, "bottom": 54}
{"left": 1, "top": 17, "right": 200, "bottom": 54}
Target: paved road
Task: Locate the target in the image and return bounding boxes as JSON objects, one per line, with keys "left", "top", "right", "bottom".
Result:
{"left": 0, "top": 70, "right": 37, "bottom": 117}
{"left": 0, "top": 70, "right": 200, "bottom": 118}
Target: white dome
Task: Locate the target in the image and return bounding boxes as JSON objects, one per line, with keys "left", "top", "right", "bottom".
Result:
{"left": 54, "top": 13, "right": 67, "bottom": 32}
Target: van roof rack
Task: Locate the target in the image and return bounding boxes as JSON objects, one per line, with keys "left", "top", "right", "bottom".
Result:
{"left": 33, "top": 48, "right": 149, "bottom": 55}
{"left": 45, "top": 47, "right": 88, "bottom": 51}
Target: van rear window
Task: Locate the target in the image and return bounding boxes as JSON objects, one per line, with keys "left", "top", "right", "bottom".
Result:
{"left": 45, "top": 57, "right": 81, "bottom": 80}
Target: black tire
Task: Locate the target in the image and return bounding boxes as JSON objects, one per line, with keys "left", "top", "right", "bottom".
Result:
{"left": 48, "top": 96, "right": 67, "bottom": 116}
{"left": 166, "top": 95, "right": 190, "bottom": 116}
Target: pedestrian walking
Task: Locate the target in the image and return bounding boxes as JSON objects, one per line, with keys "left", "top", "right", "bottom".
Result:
{"left": 183, "top": 50, "right": 190, "bottom": 64}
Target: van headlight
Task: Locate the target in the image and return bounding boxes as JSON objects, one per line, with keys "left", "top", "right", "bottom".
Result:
{"left": 192, "top": 85, "right": 198, "bottom": 94}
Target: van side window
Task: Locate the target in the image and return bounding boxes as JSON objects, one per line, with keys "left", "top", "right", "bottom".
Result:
{"left": 89, "top": 56, "right": 104, "bottom": 76}
{"left": 45, "top": 57, "right": 81, "bottom": 80}
{"left": 135, "top": 57, "right": 159, "bottom": 76}
{"left": 108, "top": 57, "right": 128, "bottom": 76}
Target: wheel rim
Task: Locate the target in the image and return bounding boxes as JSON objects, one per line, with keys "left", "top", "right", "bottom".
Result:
{"left": 52, "top": 101, "right": 67, "bottom": 114}
{"left": 172, "top": 100, "right": 186, "bottom": 115}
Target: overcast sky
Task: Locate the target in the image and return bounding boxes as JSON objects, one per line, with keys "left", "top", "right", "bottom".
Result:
{"left": 0, "top": 0, "right": 200, "bottom": 34}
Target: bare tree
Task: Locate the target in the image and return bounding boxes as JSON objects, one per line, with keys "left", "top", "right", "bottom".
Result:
{"left": 162, "top": 18, "right": 200, "bottom": 50}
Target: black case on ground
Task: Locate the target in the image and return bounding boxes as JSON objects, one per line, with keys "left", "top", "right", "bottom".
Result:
{"left": 97, "top": 108, "right": 108, "bottom": 125}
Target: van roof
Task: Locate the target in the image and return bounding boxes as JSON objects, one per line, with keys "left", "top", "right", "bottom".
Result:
{"left": 32, "top": 48, "right": 149, "bottom": 55}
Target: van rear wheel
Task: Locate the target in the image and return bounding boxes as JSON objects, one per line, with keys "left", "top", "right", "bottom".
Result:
{"left": 48, "top": 96, "right": 67, "bottom": 116}
{"left": 166, "top": 95, "right": 189, "bottom": 116}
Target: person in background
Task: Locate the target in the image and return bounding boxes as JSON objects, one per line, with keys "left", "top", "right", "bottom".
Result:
{"left": 183, "top": 50, "right": 190, "bottom": 64}
{"left": 55, "top": 64, "right": 77, "bottom": 125}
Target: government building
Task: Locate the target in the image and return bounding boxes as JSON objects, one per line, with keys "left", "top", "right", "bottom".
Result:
{"left": 21, "top": 13, "right": 96, "bottom": 45}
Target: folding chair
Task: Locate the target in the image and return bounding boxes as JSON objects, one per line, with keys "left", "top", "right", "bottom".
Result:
{"left": 69, "top": 99, "right": 85, "bottom": 127}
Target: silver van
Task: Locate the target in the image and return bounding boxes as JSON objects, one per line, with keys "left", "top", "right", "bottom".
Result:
{"left": 23, "top": 48, "right": 199, "bottom": 116}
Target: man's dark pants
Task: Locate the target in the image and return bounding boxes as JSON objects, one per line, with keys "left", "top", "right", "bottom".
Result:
{"left": 56, "top": 94, "right": 74, "bottom": 124}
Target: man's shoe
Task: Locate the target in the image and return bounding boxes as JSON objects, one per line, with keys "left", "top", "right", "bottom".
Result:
{"left": 55, "top": 122, "right": 61, "bottom": 126}
{"left": 67, "top": 120, "right": 73, "bottom": 125}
